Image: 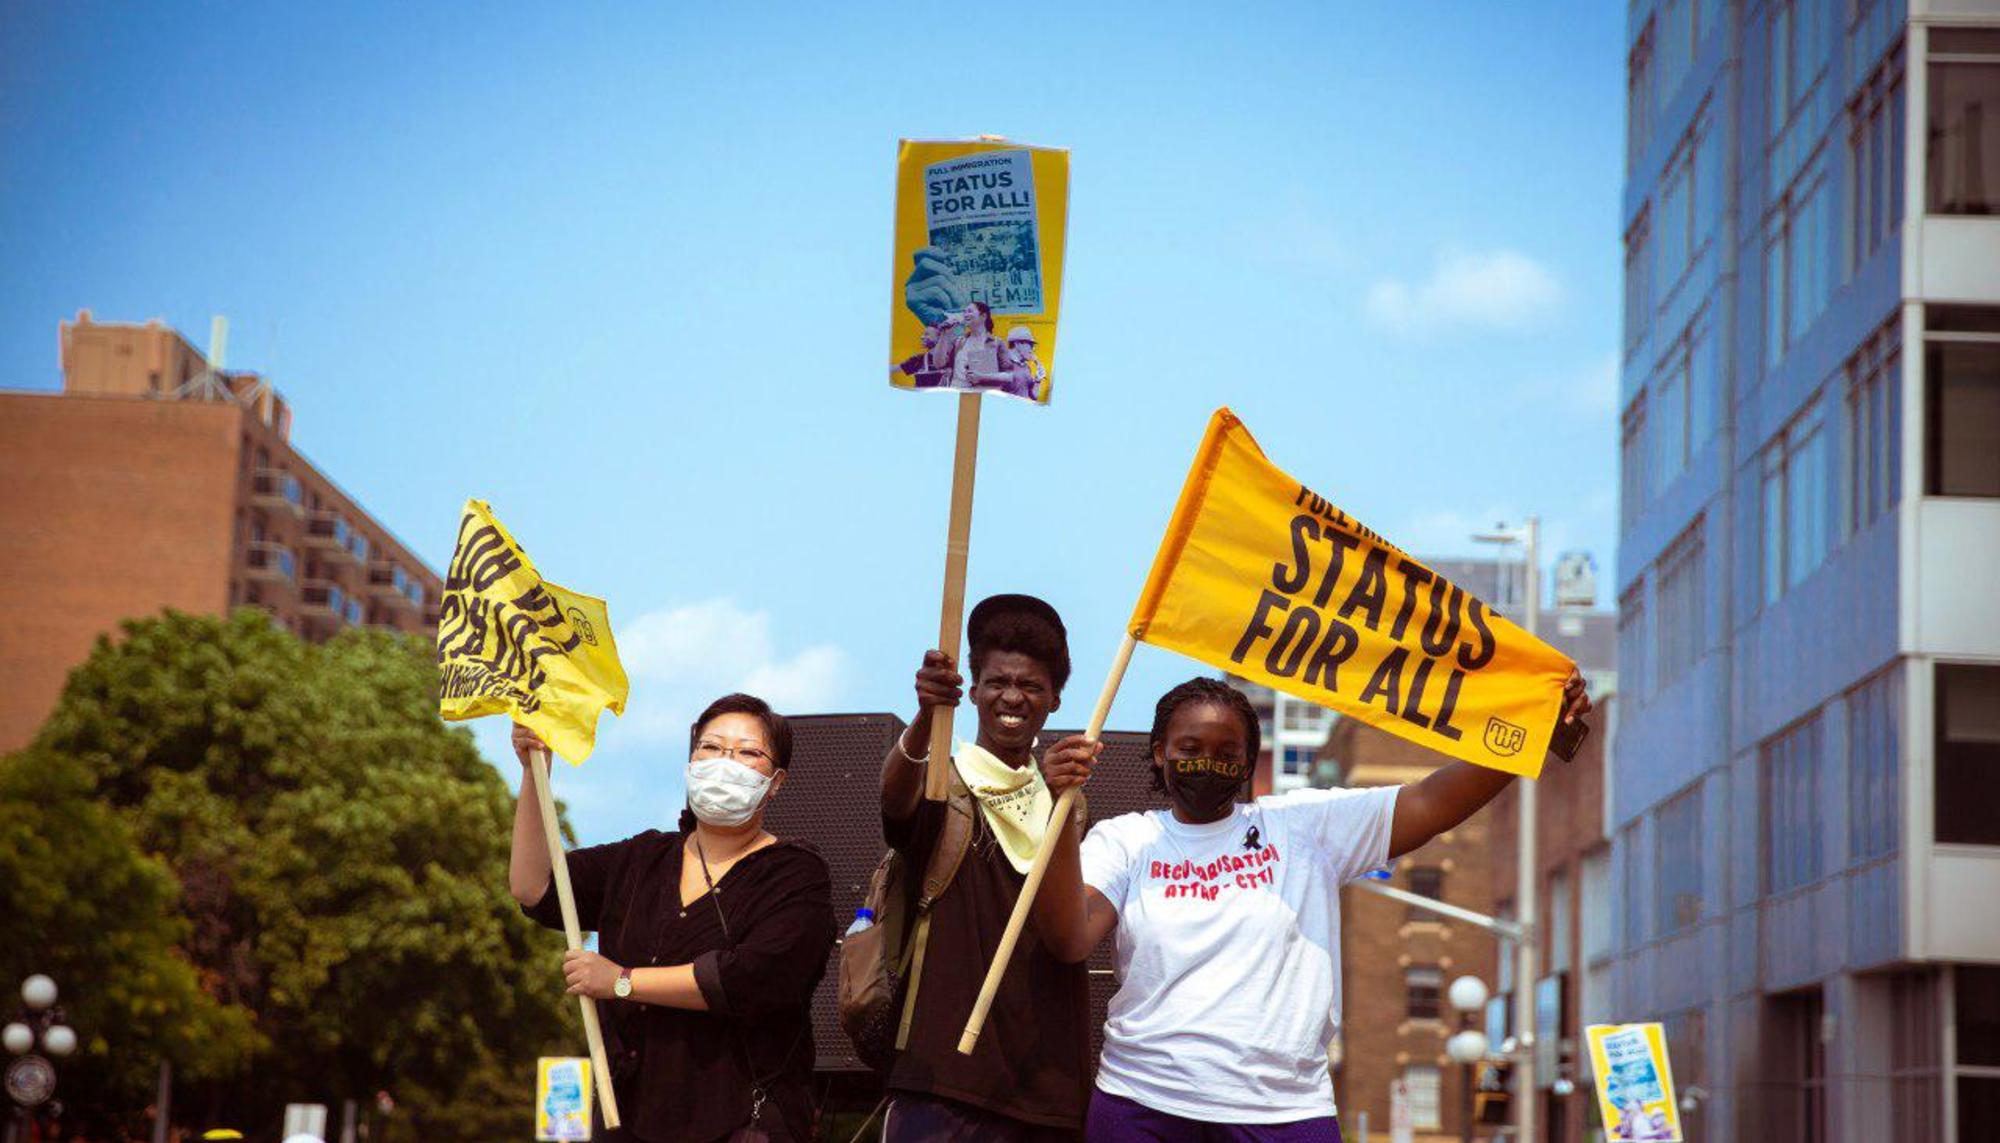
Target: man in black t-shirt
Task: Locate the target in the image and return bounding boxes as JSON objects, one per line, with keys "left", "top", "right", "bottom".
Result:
{"left": 879, "top": 594, "right": 1090, "bottom": 1141}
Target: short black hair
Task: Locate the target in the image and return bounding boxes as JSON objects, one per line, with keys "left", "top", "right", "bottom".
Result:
{"left": 680, "top": 693, "right": 793, "bottom": 833}
{"left": 688, "top": 692, "right": 794, "bottom": 770}
{"left": 1147, "top": 677, "right": 1262, "bottom": 794}
{"left": 967, "top": 593, "right": 1070, "bottom": 694}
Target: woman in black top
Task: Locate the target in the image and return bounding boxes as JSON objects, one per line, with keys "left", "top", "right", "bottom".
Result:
{"left": 509, "top": 693, "right": 835, "bottom": 1143}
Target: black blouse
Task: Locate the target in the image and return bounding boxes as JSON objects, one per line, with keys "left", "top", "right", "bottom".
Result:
{"left": 523, "top": 831, "right": 835, "bottom": 1143}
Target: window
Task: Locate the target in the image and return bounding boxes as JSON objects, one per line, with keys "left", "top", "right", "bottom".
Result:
{"left": 1580, "top": 849, "right": 1614, "bottom": 964}
{"left": 1622, "top": 827, "right": 1646, "bottom": 948}
{"left": 1547, "top": 870, "right": 1572, "bottom": 973}
{"left": 1761, "top": 407, "right": 1831, "bottom": 606}
{"left": 1926, "top": 29, "right": 2000, "bottom": 216}
{"left": 1279, "top": 745, "right": 1315, "bottom": 777}
{"left": 1764, "top": 714, "right": 1826, "bottom": 893}
{"left": 1665, "top": 1007, "right": 1708, "bottom": 1090}
{"left": 1625, "top": 210, "right": 1653, "bottom": 353}
{"left": 1619, "top": 583, "right": 1648, "bottom": 704}
{"left": 1847, "top": 320, "right": 1903, "bottom": 532}
{"left": 1924, "top": 306, "right": 2000, "bottom": 497}
{"left": 1648, "top": 308, "right": 1723, "bottom": 491}
{"left": 1847, "top": 667, "right": 1902, "bottom": 862}
{"left": 1766, "top": 150, "right": 1837, "bottom": 366}
{"left": 1770, "top": 988, "right": 1829, "bottom": 1143}
{"left": 1936, "top": 665, "right": 2000, "bottom": 846}
{"left": 1402, "top": 1065, "right": 1443, "bottom": 1131}
{"left": 1621, "top": 398, "right": 1648, "bottom": 525}
{"left": 1769, "top": 0, "right": 1836, "bottom": 144}
{"left": 1656, "top": 521, "right": 1705, "bottom": 690}
{"left": 1959, "top": 967, "right": 2000, "bottom": 1140}
{"left": 1279, "top": 697, "right": 1331, "bottom": 736}
{"left": 1848, "top": 48, "right": 1905, "bottom": 269}
{"left": 1628, "top": 21, "right": 1656, "bottom": 171}
{"left": 1889, "top": 971, "right": 1942, "bottom": 1143}
{"left": 1406, "top": 966, "right": 1443, "bottom": 1021}
{"left": 1406, "top": 866, "right": 1444, "bottom": 922}
{"left": 1656, "top": 787, "right": 1703, "bottom": 933}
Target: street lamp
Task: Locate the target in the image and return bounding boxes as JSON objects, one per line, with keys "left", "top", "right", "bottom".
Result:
{"left": 1446, "top": 975, "right": 1492, "bottom": 1143}
{"left": 5, "top": 975, "right": 75, "bottom": 1143}
{"left": 1472, "top": 518, "right": 1541, "bottom": 1143}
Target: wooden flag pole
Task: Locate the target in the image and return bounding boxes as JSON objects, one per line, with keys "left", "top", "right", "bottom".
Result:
{"left": 530, "top": 747, "right": 622, "bottom": 1130}
{"left": 958, "top": 632, "right": 1138, "bottom": 1054}
{"left": 925, "top": 392, "right": 984, "bottom": 801}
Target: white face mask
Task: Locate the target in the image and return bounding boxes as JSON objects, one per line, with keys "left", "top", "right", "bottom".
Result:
{"left": 685, "top": 757, "right": 773, "bottom": 828}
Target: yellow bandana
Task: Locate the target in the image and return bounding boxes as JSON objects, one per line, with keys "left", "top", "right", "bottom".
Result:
{"left": 952, "top": 739, "right": 1053, "bottom": 875}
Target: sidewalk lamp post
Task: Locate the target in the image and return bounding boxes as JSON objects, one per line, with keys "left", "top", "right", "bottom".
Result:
{"left": 1445, "top": 975, "right": 1491, "bottom": 1143}
{"left": 4, "top": 975, "right": 77, "bottom": 1142}
{"left": 1472, "top": 518, "right": 1540, "bottom": 1143}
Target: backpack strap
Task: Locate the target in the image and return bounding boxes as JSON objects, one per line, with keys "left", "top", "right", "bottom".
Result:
{"left": 894, "top": 767, "right": 978, "bottom": 1050}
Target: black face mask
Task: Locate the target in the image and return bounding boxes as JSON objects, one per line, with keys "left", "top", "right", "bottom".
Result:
{"left": 1163, "top": 756, "right": 1249, "bottom": 819}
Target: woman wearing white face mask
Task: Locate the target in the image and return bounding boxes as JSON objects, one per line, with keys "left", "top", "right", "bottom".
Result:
{"left": 510, "top": 693, "right": 835, "bottom": 1143}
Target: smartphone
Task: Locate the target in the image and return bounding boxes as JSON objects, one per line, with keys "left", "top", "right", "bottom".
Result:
{"left": 1549, "top": 716, "right": 1591, "bottom": 764}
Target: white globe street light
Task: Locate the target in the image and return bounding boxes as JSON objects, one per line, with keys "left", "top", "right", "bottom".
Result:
{"left": 1447, "top": 1028, "right": 1490, "bottom": 1064}
{"left": 1447, "top": 975, "right": 1490, "bottom": 1014}
{"left": 41, "top": 1024, "right": 77, "bottom": 1058}
{"left": 20, "top": 975, "right": 56, "bottom": 1012}
{"left": 2, "top": 1022, "right": 31, "bottom": 1056}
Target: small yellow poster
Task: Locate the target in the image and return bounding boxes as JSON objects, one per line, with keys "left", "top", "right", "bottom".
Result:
{"left": 889, "top": 138, "right": 1069, "bottom": 404}
{"left": 1584, "top": 1023, "right": 1683, "bottom": 1142}
{"left": 535, "top": 1056, "right": 592, "bottom": 1141}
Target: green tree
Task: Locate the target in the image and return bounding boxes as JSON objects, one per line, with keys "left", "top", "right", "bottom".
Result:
{"left": 0, "top": 747, "right": 261, "bottom": 1131}
{"left": 23, "top": 609, "right": 577, "bottom": 1135}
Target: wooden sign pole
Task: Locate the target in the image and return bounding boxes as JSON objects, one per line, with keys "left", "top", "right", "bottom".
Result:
{"left": 530, "top": 748, "right": 622, "bottom": 1129}
{"left": 958, "top": 633, "right": 1137, "bottom": 1054}
{"left": 925, "top": 392, "right": 983, "bottom": 801}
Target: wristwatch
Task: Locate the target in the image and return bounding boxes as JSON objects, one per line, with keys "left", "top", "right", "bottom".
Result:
{"left": 614, "top": 966, "right": 633, "bottom": 1000}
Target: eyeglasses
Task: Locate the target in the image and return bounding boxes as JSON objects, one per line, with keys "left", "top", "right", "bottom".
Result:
{"left": 693, "top": 739, "right": 775, "bottom": 767}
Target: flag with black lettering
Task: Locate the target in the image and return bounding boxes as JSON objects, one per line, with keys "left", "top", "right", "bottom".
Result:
{"left": 435, "top": 500, "right": 628, "bottom": 763}
{"left": 1129, "top": 410, "right": 1575, "bottom": 777}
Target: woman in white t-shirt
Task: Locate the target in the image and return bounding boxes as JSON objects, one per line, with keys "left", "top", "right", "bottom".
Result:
{"left": 1032, "top": 675, "right": 1588, "bottom": 1141}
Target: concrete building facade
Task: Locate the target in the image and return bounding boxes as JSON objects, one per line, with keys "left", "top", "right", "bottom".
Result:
{"left": 1615, "top": 2, "right": 2000, "bottom": 1140}
{"left": 0, "top": 313, "right": 442, "bottom": 751}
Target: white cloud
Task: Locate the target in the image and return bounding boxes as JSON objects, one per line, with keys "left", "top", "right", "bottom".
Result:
{"left": 616, "top": 598, "right": 849, "bottom": 740}
{"left": 1514, "top": 352, "right": 1621, "bottom": 420}
{"left": 469, "top": 598, "right": 849, "bottom": 845}
{"left": 1364, "top": 248, "right": 1562, "bottom": 334}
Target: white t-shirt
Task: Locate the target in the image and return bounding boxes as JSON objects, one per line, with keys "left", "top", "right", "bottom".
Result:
{"left": 1079, "top": 785, "right": 1401, "bottom": 1122}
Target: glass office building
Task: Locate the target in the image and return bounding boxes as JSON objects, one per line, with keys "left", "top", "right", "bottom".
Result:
{"left": 1614, "top": 2, "right": 2000, "bottom": 1140}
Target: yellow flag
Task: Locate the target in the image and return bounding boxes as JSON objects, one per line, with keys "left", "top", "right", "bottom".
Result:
{"left": 435, "top": 500, "right": 629, "bottom": 763}
{"left": 1130, "top": 410, "right": 1575, "bottom": 778}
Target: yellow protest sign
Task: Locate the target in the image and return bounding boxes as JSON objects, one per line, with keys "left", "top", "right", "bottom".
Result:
{"left": 889, "top": 138, "right": 1069, "bottom": 405}
{"left": 1584, "top": 1023, "right": 1683, "bottom": 1141}
{"left": 1129, "top": 409, "right": 1575, "bottom": 777}
{"left": 534, "top": 1056, "right": 592, "bottom": 1141}
{"left": 435, "top": 500, "right": 629, "bottom": 763}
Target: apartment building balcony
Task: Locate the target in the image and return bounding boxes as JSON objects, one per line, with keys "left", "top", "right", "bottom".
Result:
{"left": 304, "top": 511, "right": 369, "bottom": 569}
{"left": 366, "top": 561, "right": 426, "bottom": 611}
{"left": 300, "top": 580, "right": 365, "bottom": 626}
{"left": 251, "top": 469, "right": 306, "bottom": 517}
{"left": 243, "top": 541, "right": 297, "bottom": 584}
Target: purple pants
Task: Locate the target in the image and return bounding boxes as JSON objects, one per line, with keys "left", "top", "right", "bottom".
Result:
{"left": 1086, "top": 1090, "right": 1343, "bottom": 1142}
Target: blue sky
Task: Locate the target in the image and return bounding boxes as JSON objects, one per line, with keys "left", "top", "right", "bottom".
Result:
{"left": 1, "top": 2, "right": 1628, "bottom": 845}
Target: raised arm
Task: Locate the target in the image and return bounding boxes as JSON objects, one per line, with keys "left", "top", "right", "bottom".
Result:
{"left": 881, "top": 650, "right": 963, "bottom": 824}
{"left": 509, "top": 722, "right": 556, "bottom": 905}
{"left": 1033, "top": 736, "right": 1121, "bottom": 963}
{"left": 1388, "top": 672, "right": 1591, "bottom": 859}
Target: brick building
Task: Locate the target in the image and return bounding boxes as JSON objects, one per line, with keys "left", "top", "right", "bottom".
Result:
{"left": 1489, "top": 698, "right": 1616, "bottom": 1143}
{"left": 0, "top": 312, "right": 442, "bottom": 751}
{"left": 1325, "top": 716, "right": 1501, "bottom": 1143}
